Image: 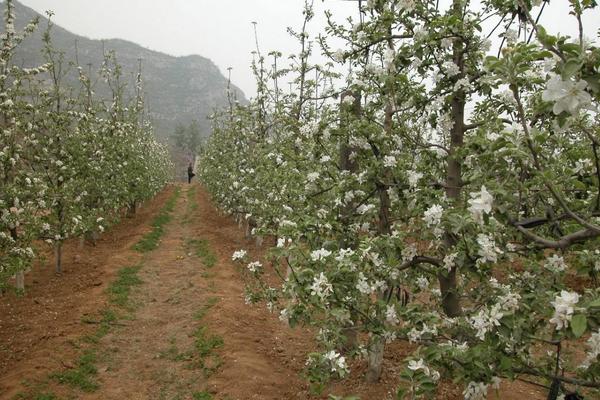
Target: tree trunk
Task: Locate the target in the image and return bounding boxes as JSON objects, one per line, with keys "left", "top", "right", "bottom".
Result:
{"left": 339, "top": 91, "right": 362, "bottom": 355}
{"left": 365, "top": 337, "right": 385, "bottom": 383}
{"left": 282, "top": 255, "right": 295, "bottom": 327}
{"left": 15, "top": 270, "right": 24, "bottom": 292}
{"left": 127, "top": 201, "right": 136, "bottom": 218}
{"left": 438, "top": 0, "right": 466, "bottom": 318}
{"left": 245, "top": 217, "right": 257, "bottom": 240}
{"left": 55, "top": 242, "right": 62, "bottom": 274}
{"left": 365, "top": 100, "right": 394, "bottom": 382}
{"left": 9, "top": 228, "right": 24, "bottom": 292}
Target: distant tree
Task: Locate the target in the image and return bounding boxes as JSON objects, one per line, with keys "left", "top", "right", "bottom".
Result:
{"left": 173, "top": 123, "right": 187, "bottom": 150}
{"left": 174, "top": 120, "right": 202, "bottom": 159}
{"left": 187, "top": 120, "right": 201, "bottom": 156}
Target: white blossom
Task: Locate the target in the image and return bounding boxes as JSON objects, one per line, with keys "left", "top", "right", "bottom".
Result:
{"left": 407, "top": 170, "right": 422, "bottom": 188}
{"left": 463, "top": 381, "right": 488, "bottom": 400}
{"left": 246, "top": 261, "right": 262, "bottom": 273}
{"left": 470, "top": 305, "right": 503, "bottom": 340}
{"left": 476, "top": 234, "right": 502, "bottom": 264}
{"left": 311, "top": 248, "right": 332, "bottom": 261}
{"left": 385, "top": 304, "right": 399, "bottom": 325}
{"left": 416, "top": 276, "right": 429, "bottom": 290}
{"left": 468, "top": 186, "right": 493, "bottom": 224}
{"left": 581, "top": 329, "right": 600, "bottom": 369}
{"left": 232, "top": 249, "right": 247, "bottom": 261}
{"left": 383, "top": 155, "right": 397, "bottom": 168}
{"left": 544, "top": 254, "right": 567, "bottom": 273}
{"left": 398, "top": 0, "right": 416, "bottom": 11}
{"left": 497, "top": 292, "right": 521, "bottom": 313}
{"left": 310, "top": 272, "right": 333, "bottom": 300}
{"left": 542, "top": 74, "right": 592, "bottom": 115}
{"left": 333, "top": 49, "right": 345, "bottom": 63}
{"left": 402, "top": 243, "right": 418, "bottom": 263}
{"left": 356, "top": 272, "right": 372, "bottom": 294}
{"left": 407, "top": 358, "right": 430, "bottom": 375}
{"left": 356, "top": 203, "right": 375, "bottom": 215}
{"left": 306, "top": 172, "right": 319, "bottom": 182}
{"left": 443, "top": 252, "right": 458, "bottom": 272}
{"left": 423, "top": 204, "right": 443, "bottom": 227}
{"left": 550, "top": 290, "right": 580, "bottom": 330}
{"left": 442, "top": 60, "right": 461, "bottom": 77}
{"left": 324, "top": 350, "right": 348, "bottom": 375}
{"left": 384, "top": 48, "right": 396, "bottom": 70}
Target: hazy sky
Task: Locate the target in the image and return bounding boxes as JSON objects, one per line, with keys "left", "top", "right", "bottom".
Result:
{"left": 17, "top": 0, "right": 357, "bottom": 97}
{"left": 16, "top": 1, "right": 600, "bottom": 98}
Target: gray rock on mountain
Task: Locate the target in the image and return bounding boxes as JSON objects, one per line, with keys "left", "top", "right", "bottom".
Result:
{"left": 4, "top": 0, "right": 246, "bottom": 139}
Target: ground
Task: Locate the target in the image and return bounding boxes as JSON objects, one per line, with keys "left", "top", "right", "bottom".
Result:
{"left": 0, "top": 184, "right": 548, "bottom": 400}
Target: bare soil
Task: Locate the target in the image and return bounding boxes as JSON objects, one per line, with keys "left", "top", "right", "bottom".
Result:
{"left": 0, "top": 184, "right": 548, "bottom": 400}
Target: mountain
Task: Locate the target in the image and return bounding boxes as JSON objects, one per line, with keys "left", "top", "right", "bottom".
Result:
{"left": 4, "top": 0, "right": 246, "bottom": 141}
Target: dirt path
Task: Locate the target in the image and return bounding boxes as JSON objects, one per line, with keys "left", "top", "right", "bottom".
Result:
{"left": 76, "top": 184, "right": 312, "bottom": 400}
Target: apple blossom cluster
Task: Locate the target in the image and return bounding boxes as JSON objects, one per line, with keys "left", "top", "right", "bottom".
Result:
{"left": 550, "top": 291, "right": 580, "bottom": 331}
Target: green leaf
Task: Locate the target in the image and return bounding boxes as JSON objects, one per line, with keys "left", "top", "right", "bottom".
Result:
{"left": 396, "top": 388, "right": 408, "bottom": 400}
{"left": 588, "top": 298, "right": 600, "bottom": 308}
{"left": 571, "top": 314, "right": 587, "bottom": 338}
{"left": 562, "top": 59, "right": 583, "bottom": 79}
{"left": 584, "top": 74, "right": 600, "bottom": 93}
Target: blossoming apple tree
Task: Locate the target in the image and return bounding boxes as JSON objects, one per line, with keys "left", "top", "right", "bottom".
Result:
{"left": 202, "top": 0, "right": 600, "bottom": 399}
{"left": 0, "top": 0, "right": 172, "bottom": 290}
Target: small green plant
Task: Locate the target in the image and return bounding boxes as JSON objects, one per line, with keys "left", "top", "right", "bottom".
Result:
{"left": 158, "top": 337, "right": 192, "bottom": 362}
{"left": 133, "top": 189, "right": 180, "bottom": 252}
{"left": 185, "top": 238, "right": 217, "bottom": 268}
{"left": 50, "top": 350, "right": 99, "bottom": 392}
{"left": 13, "top": 390, "right": 59, "bottom": 400}
{"left": 186, "top": 316, "right": 224, "bottom": 376}
{"left": 193, "top": 297, "right": 219, "bottom": 321}
{"left": 107, "top": 266, "right": 142, "bottom": 307}
{"left": 34, "top": 394, "right": 58, "bottom": 400}
{"left": 193, "top": 327, "right": 223, "bottom": 358}
{"left": 192, "top": 391, "right": 213, "bottom": 400}
{"left": 82, "top": 309, "right": 118, "bottom": 345}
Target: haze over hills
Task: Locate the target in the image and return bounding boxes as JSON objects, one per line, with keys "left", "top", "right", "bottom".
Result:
{"left": 4, "top": 0, "right": 246, "bottom": 141}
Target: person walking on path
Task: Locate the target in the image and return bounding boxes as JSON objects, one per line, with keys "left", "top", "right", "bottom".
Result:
{"left": 187, "top": 162, "right": 195, "bottom": 184}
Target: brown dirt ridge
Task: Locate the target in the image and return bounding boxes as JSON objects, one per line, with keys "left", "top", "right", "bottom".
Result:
{"left": 0, "top": 183, "right": 547, "bottom": 400}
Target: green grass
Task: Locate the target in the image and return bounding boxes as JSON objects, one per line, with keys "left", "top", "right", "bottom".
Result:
{"left": 158, "top": 337, "right": 192, "bottom": 362}
{"left": 185, "top": 238, "right": 217, "bottom": 268}
{"left": 187, "top": 185, "right": 198, "bottom": 213}
{"left": 132, "top": 221, "right": 168, "bottom": 252}
{"left": 83, "top": 309, "right": 118, "bottom": 344}
{"left": 193, "top": 297, "right": 219, "bottom": 321}
{"left": 50, "top": 350, "right": 99, "bottom": 392}
{"left": 133, "top": 189, "right": 180, "bottom": 252}
{"left": 106, "top": 265, "right": 142, "bottom": 307}
{"left": 13, "top": 390, "right": 59, "bottom": 400}
{"left": 193, "top": 326, "right": 224, "bottom": 358}
{"left": 156, "top": 298, "right": 224, "bottom": 376}
{"left": 192, "top": 392, "right": 213, "bottom": 400}
{"left": 34, "top": 394, "right": 58, "bottom": 400}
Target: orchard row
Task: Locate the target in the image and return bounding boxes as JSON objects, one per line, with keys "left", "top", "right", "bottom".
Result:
{"left": 0, "top": 0, "right": 172, "bottom": 291}
{"left": 200, "top": 1, "right": 600, "bottom": 399}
